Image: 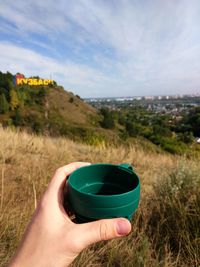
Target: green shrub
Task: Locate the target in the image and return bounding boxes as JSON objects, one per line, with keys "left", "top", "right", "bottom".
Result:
{"left": 100, "top": 108, "right": 115, "bottom": 129}
{"left": 12, "top": 109, "right": 24, "bottom": 126}
{"left": 125, "top": 121, "right": 142, "bottom": 137}
{"left": 24, "top": 113, "right": 45, "bottom": 134}
{"left": 69, "top": 97, "right": 74, "bottom": 103}
{"left": 146, "top": 164, "right": 200, "bottom": 265}
{"left": 0, "top": 93, "right": 9, "bottom": 114}
{"left": 177, "top": 131, "right": 194, "bottom": 144}
{"left": 83, "top": 132, "right": 106, "bottom": 147}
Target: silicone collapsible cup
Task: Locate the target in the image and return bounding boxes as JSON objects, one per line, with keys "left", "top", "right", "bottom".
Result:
{"left": 67, "top": 163, "right": 140, "bottom": 223}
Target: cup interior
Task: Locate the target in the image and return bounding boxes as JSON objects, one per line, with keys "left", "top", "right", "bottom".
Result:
{"left": 69, "top": 164, "right": 139, "bottom": 196}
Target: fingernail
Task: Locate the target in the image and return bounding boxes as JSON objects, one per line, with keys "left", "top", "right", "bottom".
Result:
{"left": 116, "top": 219, "right": 131, "bottom": 235}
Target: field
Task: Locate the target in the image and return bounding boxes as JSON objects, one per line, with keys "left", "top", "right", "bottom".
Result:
{"left": 0, "top": 127, "right": 199, "bottom": 267}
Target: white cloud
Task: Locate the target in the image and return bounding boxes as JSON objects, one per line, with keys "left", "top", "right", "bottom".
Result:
{"left": 0, "top": 42, "right": 119, "bottom": 97}
{"left": 0, "top": 0, "right": 200, "bottom": 96}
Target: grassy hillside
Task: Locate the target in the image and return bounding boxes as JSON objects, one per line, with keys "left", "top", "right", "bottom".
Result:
{"left": 0, "top": 71, "right": 101, "bottom": 139}
{"left": 0, "top": 72, "right": 131, "bottom": 147}
{"left": 47, "top": 87, "right": 96, "bottom": 125}
{"left": 0, "top": 127, "right": 199, "bottom": 267}
{"left": 0, "top": 86, "right": 97, "bottom": 127}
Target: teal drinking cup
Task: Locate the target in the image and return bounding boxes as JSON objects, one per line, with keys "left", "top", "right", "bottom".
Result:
{"left": 67, "top": 163, "right": 140, "bottom": 223}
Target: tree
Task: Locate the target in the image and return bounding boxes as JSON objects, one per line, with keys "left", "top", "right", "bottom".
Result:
{"left": 0, "top": 72, "right": 13, "bottom": 99}
{"left": 100, "top": 108, "right": 115, "bottom": 129}
{"left": 0, "top": 93, "right": 9, "bottom": 114}
{"left": 12, "top": 109, "right": 23, "bottom": 126}
{"left": 125, "top": 121, "right": 140, "bottom": 137}
{"left": 178, "top": 131, "right": 194, "bottom": 144}
{"left": 118, "top": 114, "right": 126, "bottom": 125}
{"left": 153, "top": 125, "right": 172, "bottom": 137}
{"left": 9, "top": 89, "right": 19, "bottom": 110}
{"left": 185, "top": 107, "right": 200, "bottom": 137}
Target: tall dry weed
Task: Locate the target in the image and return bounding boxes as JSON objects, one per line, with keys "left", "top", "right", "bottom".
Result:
{"left": 0, "top": 127, "right": 199, "bottom": 266}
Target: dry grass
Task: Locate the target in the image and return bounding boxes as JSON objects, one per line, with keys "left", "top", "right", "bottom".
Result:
{"left": 47, "top": 87, "right": 97, "bottom": 126}
{"left": 0, "top": 127, "right": 199, "bottom": 267}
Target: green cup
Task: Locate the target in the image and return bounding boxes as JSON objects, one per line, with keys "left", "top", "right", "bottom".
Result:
{"left": 67, "top": 163, "right": 140, "bottom": 223}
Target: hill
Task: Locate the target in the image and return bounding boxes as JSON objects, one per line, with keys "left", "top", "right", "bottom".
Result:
{"left": 1, "top": 71, "right": 200, "bottom": 156}
{"left": 0, "top": 127, "right": 199, "bottom": 266}
{"left": 0, "top": 71, "right": 101, "bottom": 140}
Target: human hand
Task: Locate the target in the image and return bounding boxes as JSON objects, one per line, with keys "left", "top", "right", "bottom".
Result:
{"left": 9, "top": 162, "right": 131, "bottom": 267}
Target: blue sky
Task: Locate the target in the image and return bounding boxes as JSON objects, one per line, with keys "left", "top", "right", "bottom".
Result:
{"left": 0, "top": 0, "right": 200, "bottom": 97}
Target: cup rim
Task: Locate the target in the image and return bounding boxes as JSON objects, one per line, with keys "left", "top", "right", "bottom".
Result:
{"left": 67, "top": 163, "right": 140, "bottom": 198}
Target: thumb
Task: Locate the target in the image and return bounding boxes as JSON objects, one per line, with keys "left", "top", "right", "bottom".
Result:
{"left": 76, "top": 218, "right": 131, "bottom": 250}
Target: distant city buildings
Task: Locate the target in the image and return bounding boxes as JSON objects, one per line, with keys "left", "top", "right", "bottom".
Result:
{"left": 85, "top": 93, "right": 200, "bottom": 103}
{"left": 85, "top": 94, "right": 200, "bottom": 119}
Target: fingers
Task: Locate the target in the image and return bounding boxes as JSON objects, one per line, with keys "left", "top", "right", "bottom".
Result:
{"left": 75, "top": 218, "right": 131, "bottom": 251}
{"left": 42, "top": 162, "right": 90, "bottom": 206}
{"left": 48, "top": 162, "right": 91, "bottom": 195}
